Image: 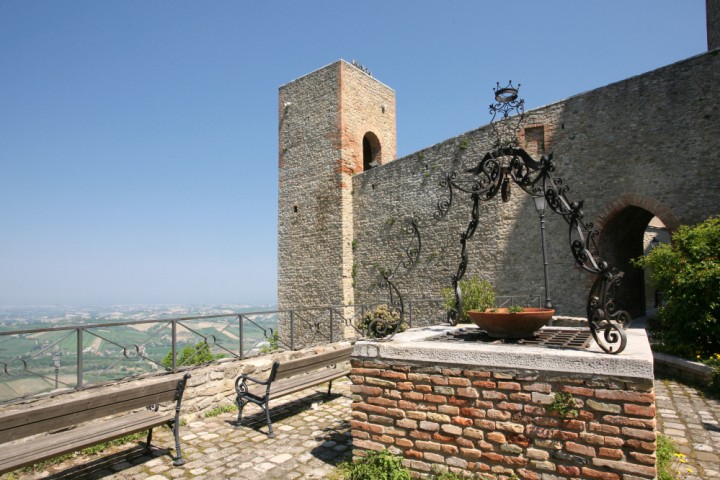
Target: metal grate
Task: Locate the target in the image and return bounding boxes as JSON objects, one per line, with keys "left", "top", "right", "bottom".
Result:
{"left": 428, "top": 327, "right": 592, "bottom": 350}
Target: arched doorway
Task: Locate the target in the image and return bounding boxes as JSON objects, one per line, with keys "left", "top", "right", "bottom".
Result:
{"left": 363, "top": 132, "right": 381, "bottom": 171}
{"left": 642, "top": 217, "right": 670, "bottom": 312}
{"left": 599, "top": 207, "right": 664, "bottom": 318}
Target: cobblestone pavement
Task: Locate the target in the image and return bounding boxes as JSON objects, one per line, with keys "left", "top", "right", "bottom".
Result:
{"left": 16, "top": 381, "right": 355, "bottom": 480}
{"left": 7, "top": 377, "right": 720, "bottom": 479}
{"left": 655, "top": 374, "right": 720, "bottom": 479}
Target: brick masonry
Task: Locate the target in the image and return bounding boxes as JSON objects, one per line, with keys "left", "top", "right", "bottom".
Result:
{"left": 350, "top": 357, "right": 657, "bottom": 479}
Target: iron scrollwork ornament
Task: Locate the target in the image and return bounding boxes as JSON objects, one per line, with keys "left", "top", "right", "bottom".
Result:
{"left": 439, "top": 82, "right": 629, "bottom": 354}
{"left": 364, "top": 216, "right": 422, "bottom": 338}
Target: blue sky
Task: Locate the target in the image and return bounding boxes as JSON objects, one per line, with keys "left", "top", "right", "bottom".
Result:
{"left": 0, "top": 1, "right": 708, "bottom": 306}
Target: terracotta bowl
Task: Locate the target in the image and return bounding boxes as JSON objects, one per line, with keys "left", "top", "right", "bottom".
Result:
{"left": 467, "top": 308, "right": 556, "bottom": 339}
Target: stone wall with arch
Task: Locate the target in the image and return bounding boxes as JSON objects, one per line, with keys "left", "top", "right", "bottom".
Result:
{"left": 350, "top": 50, "right": 720, "bottom": 319}
{"left": 594, "top": 194, "right": 681, "bottom": 236}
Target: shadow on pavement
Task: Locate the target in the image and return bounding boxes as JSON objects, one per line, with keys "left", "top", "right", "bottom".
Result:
{"left": 28, "top": 444, "right": 171, "bottom": 480}
{"left": 227, "top": 390, "right": 344, "bottom": 436}
{"left": 309, "top": 421, "right": 352, "bottom": 466}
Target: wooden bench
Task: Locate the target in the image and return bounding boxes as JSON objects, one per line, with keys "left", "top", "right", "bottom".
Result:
{"left": 234, "top": 346, "right": 352, "bottom": 437}
{"left": 0, "top": 373, "right": 191, "bottom": 475}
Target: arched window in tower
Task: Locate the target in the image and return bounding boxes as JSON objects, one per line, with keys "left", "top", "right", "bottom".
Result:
{"left": 363, "top": 132, "right": 381, "bottom": 171}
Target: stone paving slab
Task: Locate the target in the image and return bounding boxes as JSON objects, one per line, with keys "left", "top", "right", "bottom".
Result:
{"left": 655, "top": 374, "right": 720, "bottom": 479}
{"left": 3, "top": 376, "right": 719, "bottom": 479}
{"left": 6, "top": 381, "right": 354, "bottom": 480}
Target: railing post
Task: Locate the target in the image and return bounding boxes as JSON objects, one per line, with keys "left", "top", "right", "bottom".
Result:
{"left": 290, "top": 310, "right": 295, "bottom": 351}
{"left": 76, "top": 328, "right": 83, "bottom": 390}
{"left": 239, "top": 315, "right": 244, "bottom": 359}
{"left": 329, "top": 308, "right": 334, "bottom": 343}
{"left": 171, "top": 320, "right": 177, "bottom": 372}
{"left": 408, "top": 301, "right": 413, "bottom": 327}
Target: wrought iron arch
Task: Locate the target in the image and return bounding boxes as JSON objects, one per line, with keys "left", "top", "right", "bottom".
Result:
{"left": 439, "top": 82, "right": 630, "bottom": 354}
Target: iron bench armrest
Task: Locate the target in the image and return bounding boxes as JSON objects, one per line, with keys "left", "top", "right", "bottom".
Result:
{"left": 235, "top": 373, "right": 271, "bottom": 391}
{"left": 234, "top": 348, "right": 352, "bottom": 437}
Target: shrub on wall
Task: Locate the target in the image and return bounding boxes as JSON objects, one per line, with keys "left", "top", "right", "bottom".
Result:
{"left": 441, "top": 276, "right": 496, "bottom": 323}
{"left": 633, "top": 216, "right": 720, "bottom": 358}
{"left": 259, "top": 330, "right": 280, "bottom": 353}
{"left": 355, "top": 304, "right": 405, "bottom": 338}
{"left": 161, "top": 341, "right": 223, "bottom": 369}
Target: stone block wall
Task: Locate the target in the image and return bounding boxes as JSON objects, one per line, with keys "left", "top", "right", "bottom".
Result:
{"left": 0, "top": 341, "right": 352, "bottom": 421}
{"left": 351, "top": 50, "right": 720, "bottom": 319}
{"left": 709, "top": 0, "right": 720, "bottom": 50}
{"left": 278, "top": 60, "right": 396, "bottom": 322}
{"left": 181, "top": 341, "right": 351, "bottom": 417}
{"left": 278, "top": 62, "right": 345, "bottom": 311}
{"left": 277, "top": 49, "right": 719, "bottom": 329}
{"left": 350, "top": 358, "right": 656, "bottom": 479}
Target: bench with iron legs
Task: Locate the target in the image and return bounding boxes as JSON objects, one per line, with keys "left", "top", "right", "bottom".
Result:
{"left": 0, "top": 373, "right": 191, "bottom": 475}
{"left": 234, "top": 346, "right": 352, "bottom": 437}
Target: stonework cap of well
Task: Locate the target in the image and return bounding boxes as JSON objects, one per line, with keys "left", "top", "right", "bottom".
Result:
{"left": 353, "top": 325, "right": 653, "bottom": 381}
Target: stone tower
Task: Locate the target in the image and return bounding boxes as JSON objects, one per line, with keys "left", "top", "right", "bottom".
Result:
{"left": 278, "top": 60, "right": 396, "bottom": 312}
{"left": 709, "top": 0, "right": 720, "bottom": 50}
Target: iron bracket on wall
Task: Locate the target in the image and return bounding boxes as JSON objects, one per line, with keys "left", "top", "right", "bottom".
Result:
{"left": 364, "top": 216, "right": 422, "bottom": 338}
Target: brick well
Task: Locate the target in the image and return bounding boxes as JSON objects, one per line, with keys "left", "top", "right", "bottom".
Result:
{"left": 350, "top": 326, "right": 655, "bottom": 479}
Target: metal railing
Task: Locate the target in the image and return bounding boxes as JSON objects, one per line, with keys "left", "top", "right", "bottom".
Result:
{"left": 0, "top": 299, "right": 445, "bottom": 404}
{"left": 0, "top": 295, "right": 541, "bottom": 404}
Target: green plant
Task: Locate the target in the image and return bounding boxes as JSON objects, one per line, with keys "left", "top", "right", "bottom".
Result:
{"left": 351, "top": 263, "right": 359, "bottom": 289}
{"left": 458, "top": 138, "right": 469, "bottom": 150}
{"left": 548, "top": 391, "right": 578, "bottom": 418}
{"left": 699, "top": 353, "right": 720, "bottom": 394}
{"left": 205, "top": 403, "right": 238, "bottom": 418}
{"left": 162, "top": 341, "right": 224, "bottom": 369}
{"left": 336, "top": 449, "right": 411, "bottom": 480}
{"left": 441, "top": 276, "right": 496, "bottom": 323}
{"left": 657, "top": 434, "right": 695, "bottom": 480}
{"left": 508, "top": 305, "right": 525, "bottom": 313}
{"left": 432, "top": 472, "right": 471, "bottom": 480}
{"left": 259, "top": 330, "right": 280, "bottom": 354}
{"left": 632, "top": 216, "right": 720, "bottom": 358}
{"left": 356, "top": 305, "right": 406, "bottom": 338}
{"left": 351, "top": 239, "right": 358, "bottom": 251}
{"left": 427, "top": 468, "right": 486, "bottom": 480}
{"left": 657, "top": 434, "right": 675, "bottom": 480}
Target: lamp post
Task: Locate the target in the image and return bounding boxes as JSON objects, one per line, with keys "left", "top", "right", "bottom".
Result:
{"left": 533, "top": 195, "right": 553, "bottom": 309}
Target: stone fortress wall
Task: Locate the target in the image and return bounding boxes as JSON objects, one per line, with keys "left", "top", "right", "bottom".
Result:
{"left": 352, "top": 51, "right": 720, "bottom": 319}
{"left": 709, "top": 0, "right": 720, "bottom": 51}
{"left": 278, "top": 61, "right": 395, "bottom": 314}
{"left": 279, "top": 13, "right": 720, "bottom": 326}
